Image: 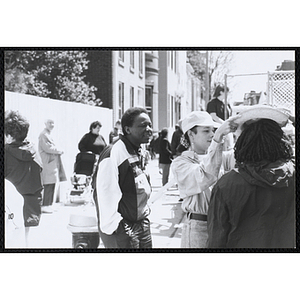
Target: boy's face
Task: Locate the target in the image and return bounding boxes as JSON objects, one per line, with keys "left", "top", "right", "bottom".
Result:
{"left": 190, "top": 126, "right": 215, "bottom": 154}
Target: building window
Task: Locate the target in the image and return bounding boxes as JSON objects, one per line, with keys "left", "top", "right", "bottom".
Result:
{"left": 168, "top": 51, "right": 176, "bottom": 72}
{"left": 119, "top": 51, "right": 124, "bottom": 67}
{"left": 145, "top": 86, "right": 152, "bottom": 108}
{"left": 174, "top": 51, "right": 177, "bottom": 73}
{"left": 130, "top": 86, "right": 134, "bottom": 107}
{"left": 175, "top": 101, "right": 181, "bottom": 123}
{"left": 130, "top": 51, "right": 134, "bottom": 71}
{"left": 119, "top": 51, "right": 124, "bottom": 62}
{"left": 139, "top": 51, "right": 143, "bottom": 75}
{"left": 118, "top": 82, "right": 124, "bottom": 119}
{"left": 138, "top": 87, "right": 143, "bottom": 106}
{"left": 170, "top": 95, "right": 174, "bottom": 128}
{"left": 145, "top": 86, "right": 153, "bottom": 121}
{"left": 168, "top": 95, "right": 176, "bottom": 128}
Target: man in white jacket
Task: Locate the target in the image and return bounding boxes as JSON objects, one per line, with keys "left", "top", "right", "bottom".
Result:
{"left": 96, "top": 107, "right": 153, "bottom": 248}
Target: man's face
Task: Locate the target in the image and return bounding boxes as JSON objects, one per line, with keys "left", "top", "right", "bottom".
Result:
{"left": 46, "top": 120, "right": 55, "bottom": 131}
{"left": 125, "top": 113, "right": 152, "bottom": 147}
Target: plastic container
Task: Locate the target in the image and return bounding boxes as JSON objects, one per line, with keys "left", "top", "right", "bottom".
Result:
{"left": 67, "top": 206, "right": 100, "bottom": 249}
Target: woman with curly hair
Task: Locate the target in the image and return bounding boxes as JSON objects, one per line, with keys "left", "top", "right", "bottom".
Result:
{"left": 207, "top": 106, "right": 295, "bottom": 248}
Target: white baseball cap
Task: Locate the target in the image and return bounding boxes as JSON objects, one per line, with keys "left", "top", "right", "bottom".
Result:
{"left": 181, "top": 111, "right": 220, "bottom": 134}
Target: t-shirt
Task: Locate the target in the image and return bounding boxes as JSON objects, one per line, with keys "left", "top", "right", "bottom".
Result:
{"left": 207, "top": 98, "right": 231, "bottom": 120}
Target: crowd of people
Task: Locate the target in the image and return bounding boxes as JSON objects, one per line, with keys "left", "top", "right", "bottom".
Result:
{"left": 4, "top": 84, "right": 295, "bottom": 249}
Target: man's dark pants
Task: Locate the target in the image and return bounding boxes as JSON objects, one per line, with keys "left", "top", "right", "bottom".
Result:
{"left": 100, "top": 218, "right": 152, "bottom": 248}
{"left": 42, "top": 183, "right": 55, "bottom": 206}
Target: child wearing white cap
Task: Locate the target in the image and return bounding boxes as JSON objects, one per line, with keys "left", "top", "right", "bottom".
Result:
{"left": 171, "top": 111, "right": 239, "bottom": 248}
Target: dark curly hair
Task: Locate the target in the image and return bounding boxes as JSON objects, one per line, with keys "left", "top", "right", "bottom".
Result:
{"left": 234, "top": 119, "right": 292, "bottom": 164}
{"left": 5, "top": 110, "right": 29, "bottom": 142}
{"left": 176, "top": 126, "right": 198, "bottom": 154}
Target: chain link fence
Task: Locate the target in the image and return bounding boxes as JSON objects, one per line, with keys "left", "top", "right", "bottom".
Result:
{"left": 267, "top": 71, "right": 295, "bottom": 113}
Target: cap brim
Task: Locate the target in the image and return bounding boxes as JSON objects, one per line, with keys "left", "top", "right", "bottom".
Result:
{"left": 234, "top": 105, "right": 289, "bottom": 128}
{"left": 193, "top": 121, "right": 221, "bottom": 129}
{"left": 182, "top": 122, "right": 221, "bottom": 133}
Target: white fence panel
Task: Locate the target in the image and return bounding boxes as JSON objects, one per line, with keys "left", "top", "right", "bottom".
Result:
{"left": 5, "top": 91, "right": 113, "bottom": 185}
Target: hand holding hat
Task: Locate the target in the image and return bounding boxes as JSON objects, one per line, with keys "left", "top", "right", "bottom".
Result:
{"left": 213, "top": 114, "right": 241, "bottom": 143}
{"left": 180, "top": 110, "right": 241, "bottom": 144}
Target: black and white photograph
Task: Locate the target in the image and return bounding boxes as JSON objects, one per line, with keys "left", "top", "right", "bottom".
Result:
{"left": 1, "top": 3, "right": 299, "bottom": 299}
{"left": 3, "top": 48, "right": 296, "bottom": 250}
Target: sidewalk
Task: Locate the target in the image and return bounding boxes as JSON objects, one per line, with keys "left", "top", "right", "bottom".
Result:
{"left": 147, "top": 157, "right": 185, "bottom": 248}
{"left": 5, "top": 156, "right": 185, "bottom": 249}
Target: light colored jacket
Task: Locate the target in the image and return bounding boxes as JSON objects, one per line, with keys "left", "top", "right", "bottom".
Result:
{"left": 38, "top": 129, "right": 66, "bottom": 185}
{"left": 96, "top": 136, "right": 151, "bottom": 235}
{"left": 171, "top": 141, "right": 235, "bottom": 215}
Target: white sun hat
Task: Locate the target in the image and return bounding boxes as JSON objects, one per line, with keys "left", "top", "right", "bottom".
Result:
{"left": 181, "top": 111, "right": 220, "bottom": 134}
{"left": 234, "top": 105, "right": 290, "bottom": 128}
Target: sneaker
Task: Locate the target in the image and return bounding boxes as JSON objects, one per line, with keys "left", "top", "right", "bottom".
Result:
{"left": 41, "top": 206, "right": 53, "bottom": 214}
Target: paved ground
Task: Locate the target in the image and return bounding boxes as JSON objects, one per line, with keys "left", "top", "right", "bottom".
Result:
{"left": 5, "top": 156, "right": 185, "bottom": 249}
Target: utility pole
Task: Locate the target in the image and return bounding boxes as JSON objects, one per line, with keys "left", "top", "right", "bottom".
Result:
{"left": 205, "top": 51, "right": 209, "bottom": 107}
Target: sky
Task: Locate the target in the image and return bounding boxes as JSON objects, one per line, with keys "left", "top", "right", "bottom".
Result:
{"left": 227, "top": 50, "right": 295, "bottom": 102}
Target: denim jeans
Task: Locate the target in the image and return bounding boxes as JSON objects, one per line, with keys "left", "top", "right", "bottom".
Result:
{"left": 181, "top": 219, "right": 208, "bottom": 248}
{"left": 100, "top": 218, "right": 152, "bottom": 249}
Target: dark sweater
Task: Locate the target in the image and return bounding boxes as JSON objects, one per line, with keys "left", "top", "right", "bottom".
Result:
{"left": 5, "top": 141, "right": 43, "bottom": 195}
{"left": 78, "top": 132, "right": 107, "bottom": 155}
{"left": 207, "top": 98, "right": 232, "bottom": 120}
{"left": 159, "top": 138, "right": 173, "bottom": 164}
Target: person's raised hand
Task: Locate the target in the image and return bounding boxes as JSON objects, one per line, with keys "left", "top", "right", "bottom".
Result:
{"left": 213, "top": 115, "right": 241, "bottom": 143}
